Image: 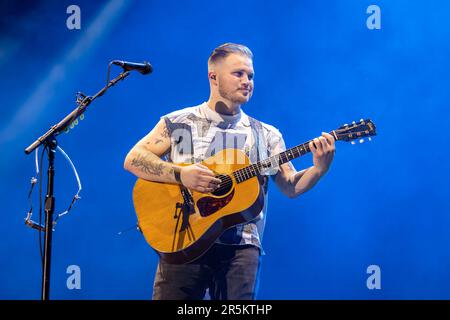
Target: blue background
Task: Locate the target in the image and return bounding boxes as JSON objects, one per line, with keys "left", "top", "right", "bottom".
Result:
{"left": 1, "top": 0, "right": 449, "bottom": 299}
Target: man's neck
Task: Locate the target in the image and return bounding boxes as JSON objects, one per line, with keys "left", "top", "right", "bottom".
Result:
{"left": 206, "top": 98, "right": 241, "bottom": 116}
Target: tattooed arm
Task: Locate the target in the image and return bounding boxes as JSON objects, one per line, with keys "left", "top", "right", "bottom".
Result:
{"left": 124, "top": 118, "right": 180, "bottom": 183}
{"left": 124, "top": 119, "right": 221, "bottom": 192}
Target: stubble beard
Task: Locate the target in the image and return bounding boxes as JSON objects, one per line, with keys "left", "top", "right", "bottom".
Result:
{"left": 218, "top": 83, "right": 250, "bottom": 106}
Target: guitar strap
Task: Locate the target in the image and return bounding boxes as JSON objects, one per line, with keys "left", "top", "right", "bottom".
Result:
{"left": 248, "top": 116, "right": 270, "bottom": 192}
{"left": 248, "top": 116, "right": 267, "bottom": 163}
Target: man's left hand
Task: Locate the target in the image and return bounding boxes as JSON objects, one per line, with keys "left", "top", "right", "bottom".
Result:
{"left": 309, "top": 132, "right": 336, "bottom": 176}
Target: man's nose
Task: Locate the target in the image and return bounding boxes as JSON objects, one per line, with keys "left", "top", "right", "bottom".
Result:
{"left": 241, "top": 78, "right": 250, "bottom": 87}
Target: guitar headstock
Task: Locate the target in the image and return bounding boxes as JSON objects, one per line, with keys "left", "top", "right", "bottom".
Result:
{"left": 333, "top": 119, "right": 376, "bottom": 144}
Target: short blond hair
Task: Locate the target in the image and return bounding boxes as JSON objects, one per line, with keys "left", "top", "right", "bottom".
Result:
{"left": 208, "top": 43, "right": 253, "bottom": 67}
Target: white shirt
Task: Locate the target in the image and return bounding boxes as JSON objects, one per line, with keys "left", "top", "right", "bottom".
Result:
{"left": 161, "top": 102, "right": 286, "bottom": 253}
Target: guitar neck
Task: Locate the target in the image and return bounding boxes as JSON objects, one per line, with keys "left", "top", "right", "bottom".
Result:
{"left": 232, "top": 131, "right": 338, "bottom": 183}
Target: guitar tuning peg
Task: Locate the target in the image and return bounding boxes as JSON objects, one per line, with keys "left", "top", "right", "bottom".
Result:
{"left": 344, "top": 123, "right": 348, "bottom": 127}
{"left": 351, "top": 141, "right": 356, "bottom": 145}
{"left": 360, "top": 118, "right": 364, "bottom": 122}
{"left": 359, "top": 139, "right": 365, "bottom": 143}
{"left": 368, "top": 137, "right": 372, "bottom": 141}
{"left": 352, "top": 121, "right": 356, "bottom": 125}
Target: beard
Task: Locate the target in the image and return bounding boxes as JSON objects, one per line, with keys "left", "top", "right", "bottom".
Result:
{"left": 218, "top": 83, "right": 252, "bottom": 105}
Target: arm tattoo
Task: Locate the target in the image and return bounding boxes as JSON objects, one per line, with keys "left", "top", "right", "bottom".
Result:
{"left": 131, "top": 154, "right": 165, "bottom": 176}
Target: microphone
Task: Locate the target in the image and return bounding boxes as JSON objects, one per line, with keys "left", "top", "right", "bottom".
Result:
{"left": 112, "top": 60, "right": 153, "bottom": 75}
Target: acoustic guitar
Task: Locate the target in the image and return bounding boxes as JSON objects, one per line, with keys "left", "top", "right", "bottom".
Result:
{"left": 133, "top": 119, "right": 376, "bottom": 264}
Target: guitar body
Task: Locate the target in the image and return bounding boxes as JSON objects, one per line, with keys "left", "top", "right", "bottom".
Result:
{"left": 133, "top": 148, "right": 265, "bottom": 264}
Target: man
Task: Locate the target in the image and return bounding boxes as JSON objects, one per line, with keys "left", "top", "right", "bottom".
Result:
{"left": 124, "top": 43, "right": 335, "bottom": 300}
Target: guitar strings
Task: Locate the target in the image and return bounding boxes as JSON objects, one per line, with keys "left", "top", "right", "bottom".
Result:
{"left": 202, "top": 167, "right": 254, "bottom": 194}
{"left": 194, "top": 129, "right": 371, "bottom": 194}
{"left": 200, "top": 142, "right": 312, "bottom": 194}
{"left": 209, "top": 163, "right": 264, "bottom": 194}
{"left": 209, "top": 147, "right": 303, "bottom": 194}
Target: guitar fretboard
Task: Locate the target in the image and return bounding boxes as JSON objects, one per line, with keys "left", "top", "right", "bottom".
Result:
{"left": 232, "top": 141, "right": 314, "bottom": 183}
{"left": 227, "top": 120, "right": 375, "bottom": 183}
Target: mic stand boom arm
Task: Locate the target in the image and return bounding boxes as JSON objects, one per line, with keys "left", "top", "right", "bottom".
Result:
{"left": 25, "top": 71, "right": 130, "bottom": 154}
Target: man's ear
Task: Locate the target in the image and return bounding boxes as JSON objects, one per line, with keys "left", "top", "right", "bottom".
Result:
{"left": 208, "top": 71, "right": 216, "bottom": 81}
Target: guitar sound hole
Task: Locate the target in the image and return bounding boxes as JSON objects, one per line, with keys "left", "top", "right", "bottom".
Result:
{"left": 212, "top": 174, "right": 232, "bottom": 196}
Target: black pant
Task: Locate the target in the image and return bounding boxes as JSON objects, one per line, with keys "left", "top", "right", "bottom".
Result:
{"left": 152, "top": 243, "right": 261, "bottom": 300}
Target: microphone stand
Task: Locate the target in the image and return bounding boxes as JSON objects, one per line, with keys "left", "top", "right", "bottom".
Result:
{"left": 24, "top": 70, "right": 130, "bottom": 300}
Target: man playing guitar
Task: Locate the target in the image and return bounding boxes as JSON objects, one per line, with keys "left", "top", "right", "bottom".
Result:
{"left": 124, "top": 43, "right": 335, "bottom": 300}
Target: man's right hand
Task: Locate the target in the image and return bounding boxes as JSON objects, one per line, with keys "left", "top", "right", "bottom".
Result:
{"left": 180, "top": 164, "right": 222, "bottom": 193}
